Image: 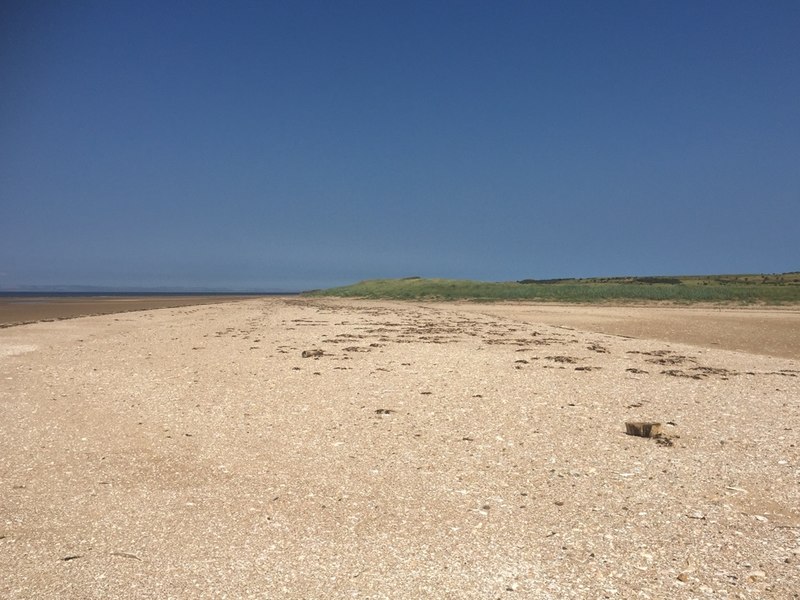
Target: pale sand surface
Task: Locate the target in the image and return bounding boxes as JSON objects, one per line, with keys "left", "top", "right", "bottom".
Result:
{"left": 1, "top": 298, "right": 798, "bottom": 599}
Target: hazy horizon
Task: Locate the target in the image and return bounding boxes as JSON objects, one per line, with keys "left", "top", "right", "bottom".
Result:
{"left": 2, "top": 269, "right": 799, "bottom": 295}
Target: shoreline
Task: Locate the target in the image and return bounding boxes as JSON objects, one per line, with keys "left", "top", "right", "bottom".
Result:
{"left": 0, "top": 294, "right": 289, "bottom": 327}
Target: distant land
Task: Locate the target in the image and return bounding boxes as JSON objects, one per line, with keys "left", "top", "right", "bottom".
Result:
{"left": 309, "top": 272, "right": 800, "bottom": 304}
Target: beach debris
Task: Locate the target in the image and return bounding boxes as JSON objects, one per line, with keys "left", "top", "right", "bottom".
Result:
{"left": 546, "top": 355, "right": 578, "bottom": 364}
{"left": 625, "top": 421, "right": 662, "bottom": 438}
{"left": 746, "top": 570, "right": 766, "bottom": 582}
{"left": 693, "top": 366, "right": 738, "bottom": 377}
{"left": 374, "top": 408, "right": 395, "bottom": 415}
{"left": 61, "top": 555, "right": 81, "bottom": 561}
{"left": 647, "top": 355, "right": 691, "bottom": 366}
{"left": 662, "top": 369, "right": 703, "bottom": 379}
{"left": 301, "top": 349, "right": 323, "bottom": 358}
{"left": 110, "top": 551, "right": 141, "bottom": 560}
{"left": 654, "top": 434, "right": 676, "bottom": 446}
{"left": 623, "top": 422, "right": 678, "bottom": 446}
{"left": 676, "top": 563, "right": 696, "bottom": 583}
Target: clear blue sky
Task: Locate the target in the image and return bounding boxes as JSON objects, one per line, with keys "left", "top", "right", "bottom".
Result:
{"left": 2, "top": 1, "right": 798, "bottom": 291}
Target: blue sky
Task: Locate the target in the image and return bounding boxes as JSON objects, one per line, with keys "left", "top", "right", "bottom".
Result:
{"left": 1, "top": 1, "right": 798, "bottom": 291}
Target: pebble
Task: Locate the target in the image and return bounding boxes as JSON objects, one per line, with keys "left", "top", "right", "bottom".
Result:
{"left": 746, "top": 570, "right": 766, "bottom": 582}
{"left": 675, "top": 563, "right": 696, "bottom": 583}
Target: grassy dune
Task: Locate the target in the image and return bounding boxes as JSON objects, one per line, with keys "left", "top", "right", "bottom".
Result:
{"left": 309, "top": 273, "right": 800, "bottom": 304}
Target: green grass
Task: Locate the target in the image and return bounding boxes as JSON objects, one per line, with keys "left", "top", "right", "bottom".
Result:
{"left": 308, "top": 273, "right": 800, "bottom": 304}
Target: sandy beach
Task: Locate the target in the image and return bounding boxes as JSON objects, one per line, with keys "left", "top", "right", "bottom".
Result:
{"left": 1, "top": 298, "right": 798, "bottom": 598}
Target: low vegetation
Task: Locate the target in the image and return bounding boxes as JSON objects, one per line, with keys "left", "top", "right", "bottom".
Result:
{"left": 309, "top": 273, "right": 800, "bottom": 304}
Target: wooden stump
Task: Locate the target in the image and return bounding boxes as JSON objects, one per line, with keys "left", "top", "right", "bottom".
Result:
{"left": 625, "top": 421, "right": 662, "bottom": 438}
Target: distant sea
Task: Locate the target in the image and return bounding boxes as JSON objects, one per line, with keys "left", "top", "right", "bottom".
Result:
{"left": 0, "top": 291, "right": 300, "bottom": 326}
{"left": 0, "top": 291, "right": 297, "bottom": 298}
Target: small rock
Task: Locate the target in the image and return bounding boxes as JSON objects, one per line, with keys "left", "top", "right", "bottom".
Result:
{"left": 301, "top": 349, "right": 323, "bottom": 358}
{"left": 746, "top": 570, "right": 766, "bottom": 582}
{"left": 625, "top": 421, "right": 662, "bottom": 438}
